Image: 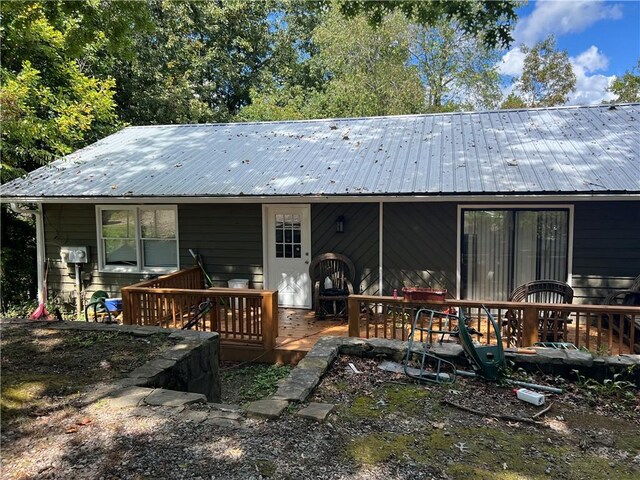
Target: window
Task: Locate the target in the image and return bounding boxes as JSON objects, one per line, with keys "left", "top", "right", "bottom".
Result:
{"left": 97, "top": 206, "right": 179, "bottom": 273}
{"left": 274, "top": 213, "right": 302, "bottom": 258}
{"left": 461, "top": 208, "right": 570, "bottom": 301}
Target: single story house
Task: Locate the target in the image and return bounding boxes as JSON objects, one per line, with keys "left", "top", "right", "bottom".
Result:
{"left": 2, "top": 104, "right": 639, "bottom": 310}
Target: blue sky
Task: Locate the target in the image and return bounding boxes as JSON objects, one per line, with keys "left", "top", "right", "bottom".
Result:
{"left": 499, "top": 0, "right": 640, "bottom": 104}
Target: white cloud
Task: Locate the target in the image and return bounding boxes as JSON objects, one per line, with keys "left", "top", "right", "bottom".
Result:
{"left": 497, "top": 45, "right": 616, "bottom": 105}
{"left": 573, "top": 45, "right": 609, "bottom": 72}
{"left": 498, "top": 47, "right": 526, "bottom": 76}
{"left": 514, "top": 0, "right": 623, "bottom": 45}
{"left": 569, "top": 47, "right": 616, "bottom": 104}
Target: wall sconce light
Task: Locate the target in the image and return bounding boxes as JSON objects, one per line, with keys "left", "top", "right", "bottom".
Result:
{"left": 336, "top": 215, "right": 345, "bottom": 233}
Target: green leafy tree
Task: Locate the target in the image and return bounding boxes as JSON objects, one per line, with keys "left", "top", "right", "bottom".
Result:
{"left": 112, "top": 0, "right": 274, "bottom": 125}
{"left": 514, "top": 36, "right": 576, "bottom": 107}
{"left": 336, "top": 0, "right": 518, "bottom": 49}
{"left": 0, "top": 0, "right": 147, "bottom": 181}
{"left": 312, "top": 10, "right": 424, "bottom": 118}
{"left": 500, "top": 92, "right": 527, "bottom": 109}
{"left": 609, "top": 60, "right": 640, "bottom": 103}
{"left": 409, "top": 20, "right": 502, "bottom": 111}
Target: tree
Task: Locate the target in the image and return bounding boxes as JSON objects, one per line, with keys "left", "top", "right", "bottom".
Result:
{"left": 500, "top": 92, "right": 527, "bottom": 109}
{"left": 111, "top": 0, "right": 274, "bottom": 125}
{"left": 514, "top": 36, "right": 576, "bottom": 107}
{"left": 241, "top": 8, "right": 425, "bottom": 120}
{"left": 409, "top": 20, "right": 502, "bottom": 111}
{"left": 336, "top": 0, "right": 519, "bottom": 49}
{"left": 609, "top": 60, "right": 640, "bottom": 103}
{"left": 0, "top": 0, "right": 147, "bottom": 181}
{"left": 312, "top": 10, "right": 424, "bottom": 118}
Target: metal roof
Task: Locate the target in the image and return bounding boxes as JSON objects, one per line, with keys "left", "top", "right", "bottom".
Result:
{"left": 2, "top": 104, "right": 639, "bottom": 200}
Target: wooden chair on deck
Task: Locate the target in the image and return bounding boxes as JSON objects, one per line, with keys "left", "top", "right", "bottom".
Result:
{"left": 309, "top": 253, "right": 356, "bottom": 318}
{"left": 602, "top": 274, "right": 640, "bottom": 353}
{"left": 603, "top": 274, "right": 640, "bottom": 306}
{"left": 504, "top": 280, "right": 574, "bottom": 346}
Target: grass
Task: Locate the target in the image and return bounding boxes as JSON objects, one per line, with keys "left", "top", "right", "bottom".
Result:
{"left": 220, "top": 362, "right": 291, "bottom": 404}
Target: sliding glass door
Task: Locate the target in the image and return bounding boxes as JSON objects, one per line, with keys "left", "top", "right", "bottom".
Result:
{"left": 461, "top": 209, "right": 569, "bottom": 301}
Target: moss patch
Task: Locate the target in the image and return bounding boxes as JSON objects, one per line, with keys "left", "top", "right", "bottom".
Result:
{"left": 346, "top": 384, "right": 431, "bottom": 419}
{"left": 346, "top": 432, "right": 416, "bottom": 464}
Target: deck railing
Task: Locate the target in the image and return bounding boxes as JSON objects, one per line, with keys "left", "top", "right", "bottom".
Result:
{"left": 122, "top": 267, "right": 278, "bottom": 352}
{"left": 348, "top": 295, "right": 640, "bottom": 355}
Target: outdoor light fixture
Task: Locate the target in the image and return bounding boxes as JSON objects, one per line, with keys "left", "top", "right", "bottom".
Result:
{"left": 336, "top": 215, "right": 345, "bottom": 233}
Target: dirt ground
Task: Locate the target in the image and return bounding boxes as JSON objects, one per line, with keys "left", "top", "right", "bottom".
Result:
{"left": 1, "top": 326, "right": 639, "bottom": 479}
{"left": 0, "top": 325, "right": 173, "bottom": 426}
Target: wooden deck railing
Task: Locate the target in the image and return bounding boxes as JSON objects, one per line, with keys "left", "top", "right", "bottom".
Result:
{"left": 348, "top": 295, "right": 640, "bottom": 355}
{"left": 121, "top": 268, "right": 278, "bottom": 352}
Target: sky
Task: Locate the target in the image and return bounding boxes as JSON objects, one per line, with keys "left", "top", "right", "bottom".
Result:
{"left": 499, "top": 0, "right": 640, "bottom": 104}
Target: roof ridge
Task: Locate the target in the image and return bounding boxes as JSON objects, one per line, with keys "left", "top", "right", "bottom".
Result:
{"left": 123, "top": 103, "right": 639, "bottom": 130}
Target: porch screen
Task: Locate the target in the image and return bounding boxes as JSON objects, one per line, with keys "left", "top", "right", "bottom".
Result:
{"left": 461, "top": 209, "right": 569, "bottom": 301}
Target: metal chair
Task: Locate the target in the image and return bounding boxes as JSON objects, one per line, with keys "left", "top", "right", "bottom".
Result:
{"left": 84, "top": 290, "right": 117, "bottom": 324}
{"left": 309, "top": 253, "right": 356, "bottom": 317}
{"left": 504, "top": 280, "right": 574, "bottom": 346}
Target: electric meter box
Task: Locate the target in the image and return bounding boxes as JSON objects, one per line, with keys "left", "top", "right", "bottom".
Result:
{"left": 60, "top": 246, "right": 89, "bottom": 264}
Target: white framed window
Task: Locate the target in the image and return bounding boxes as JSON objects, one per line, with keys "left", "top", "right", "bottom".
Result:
{"left": 458, "top": 205, "right": 573, "bottom": 301}
{"left": 96, "top": 205, "right": 179, "bottom": 273}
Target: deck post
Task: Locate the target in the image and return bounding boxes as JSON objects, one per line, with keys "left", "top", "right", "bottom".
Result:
{"left": 121, "top": 288, "right": 131, "bottom": 325}
{"left": 262, "top": 291, "right": 278, "bottom": 352}
{"left": 348, "top": 296, "right": 360, "bottom": 337}
{"left": 522, "top": 305, "right": 539, "bottom": 346}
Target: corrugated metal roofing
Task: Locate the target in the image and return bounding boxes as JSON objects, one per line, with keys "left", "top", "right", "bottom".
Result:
{"left": 2, "top": 104, "right": 639, "bottom": 199}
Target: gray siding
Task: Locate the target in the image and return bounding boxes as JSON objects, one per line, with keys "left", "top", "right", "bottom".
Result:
{"left": 42, "top": 200, "right": 639, "bottom": 306}
{"left": 383, "top": 203, "right": 458, "bottom": 296}
{"left": 178, "top": 204, "right": 263, "bottom": 288}
{"left": 572, "top": 201, "right": 640, "bottom": 303}
{"left": 43, "top": 204, "right": 148, "bottom": 301}
{"left": 311, "top": 203, "right": 379, "bottom": 295}
{"left": 43, "top": 203, "right": 264, "bottom": 303}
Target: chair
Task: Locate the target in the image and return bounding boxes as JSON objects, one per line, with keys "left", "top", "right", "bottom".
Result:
{"left": 504, "top": 280, "right": 574, "bottom": 346}
{"left": 84, "top": 290, "right": 118, "bottom": 324}
{"left": 309, "top": 253, "right": 356, "bottom": 317}
{"left": 602, "top": 275, "right": 640, "bottom": 353}
{"left": 602, "top": 274, "right": 640, "bottom": 306}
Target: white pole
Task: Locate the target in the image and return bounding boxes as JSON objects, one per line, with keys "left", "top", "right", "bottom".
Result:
{"left": 379, "top": 202, "right": 383, "bottom": 296}
{"left": 35, "top": 204, "right": 45, "bottom": 304}
{"left": 75, "top": 263, "right": 82, "bottom": 319}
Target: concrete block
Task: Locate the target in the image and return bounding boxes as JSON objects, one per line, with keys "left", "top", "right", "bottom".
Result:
{"left": 246, "top": 399, "right": 289, "bottom": 419}
{"left": 144, "top": 388, "right": 207, "bottom": 407}
{"left": 296, "top": 402, "right": 335, "bottom": 422}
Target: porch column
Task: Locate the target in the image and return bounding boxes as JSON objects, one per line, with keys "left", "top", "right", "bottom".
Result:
{"left": 379, "top": 201, "right": 383, "bottom": 296}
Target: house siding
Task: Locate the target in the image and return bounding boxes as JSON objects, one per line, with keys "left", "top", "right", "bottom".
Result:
{"left": 43, "top": 203, "right": 146, "bottom": 301}
{"left": 43, "top": 203, "right": 264, "bottom": 303}
{"left": 383, "top": 203, "right": 458, "bottom": 297}
{"left": 178, "top": 204, "right": 263, "bottom": 288}
{"left": 42, "top": 200, "right": 638, "bottom": 307}
{"left": 572, "top": 201, "right": 640, "bottom": 303}
{"left": 311, "top": 203, "right": 379, "bottom": 295}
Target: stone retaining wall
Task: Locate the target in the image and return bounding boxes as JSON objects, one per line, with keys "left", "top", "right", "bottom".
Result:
{"left": 37, "top": 321, "right": 221, "bottom": 402}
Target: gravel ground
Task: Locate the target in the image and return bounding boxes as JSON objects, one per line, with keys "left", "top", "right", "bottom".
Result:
{"left": 2, "top": 354, "right": 639, "bottom": 479}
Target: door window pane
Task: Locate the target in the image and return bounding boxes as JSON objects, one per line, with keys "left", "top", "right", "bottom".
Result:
{"left": 275, "top": 212, "right": 302, "bottom": 258}
{"left": 462, "top": 210, "right": 568, "bottom": 300}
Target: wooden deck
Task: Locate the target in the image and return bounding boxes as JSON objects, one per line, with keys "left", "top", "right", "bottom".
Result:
{"left": 276, "top": 309, "right": 348, "bottom": 351}
{"left": 121, "top": 268, "right": 640, "bottom": 364}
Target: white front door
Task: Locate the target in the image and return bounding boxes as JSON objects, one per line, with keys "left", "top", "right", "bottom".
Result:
{"left": 264, "top": 205, "right": 311, "bottom": 308}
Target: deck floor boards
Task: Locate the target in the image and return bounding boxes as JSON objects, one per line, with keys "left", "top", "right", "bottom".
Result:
{"left": 276, "top": 309, "right": 348, "bottom": 352}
